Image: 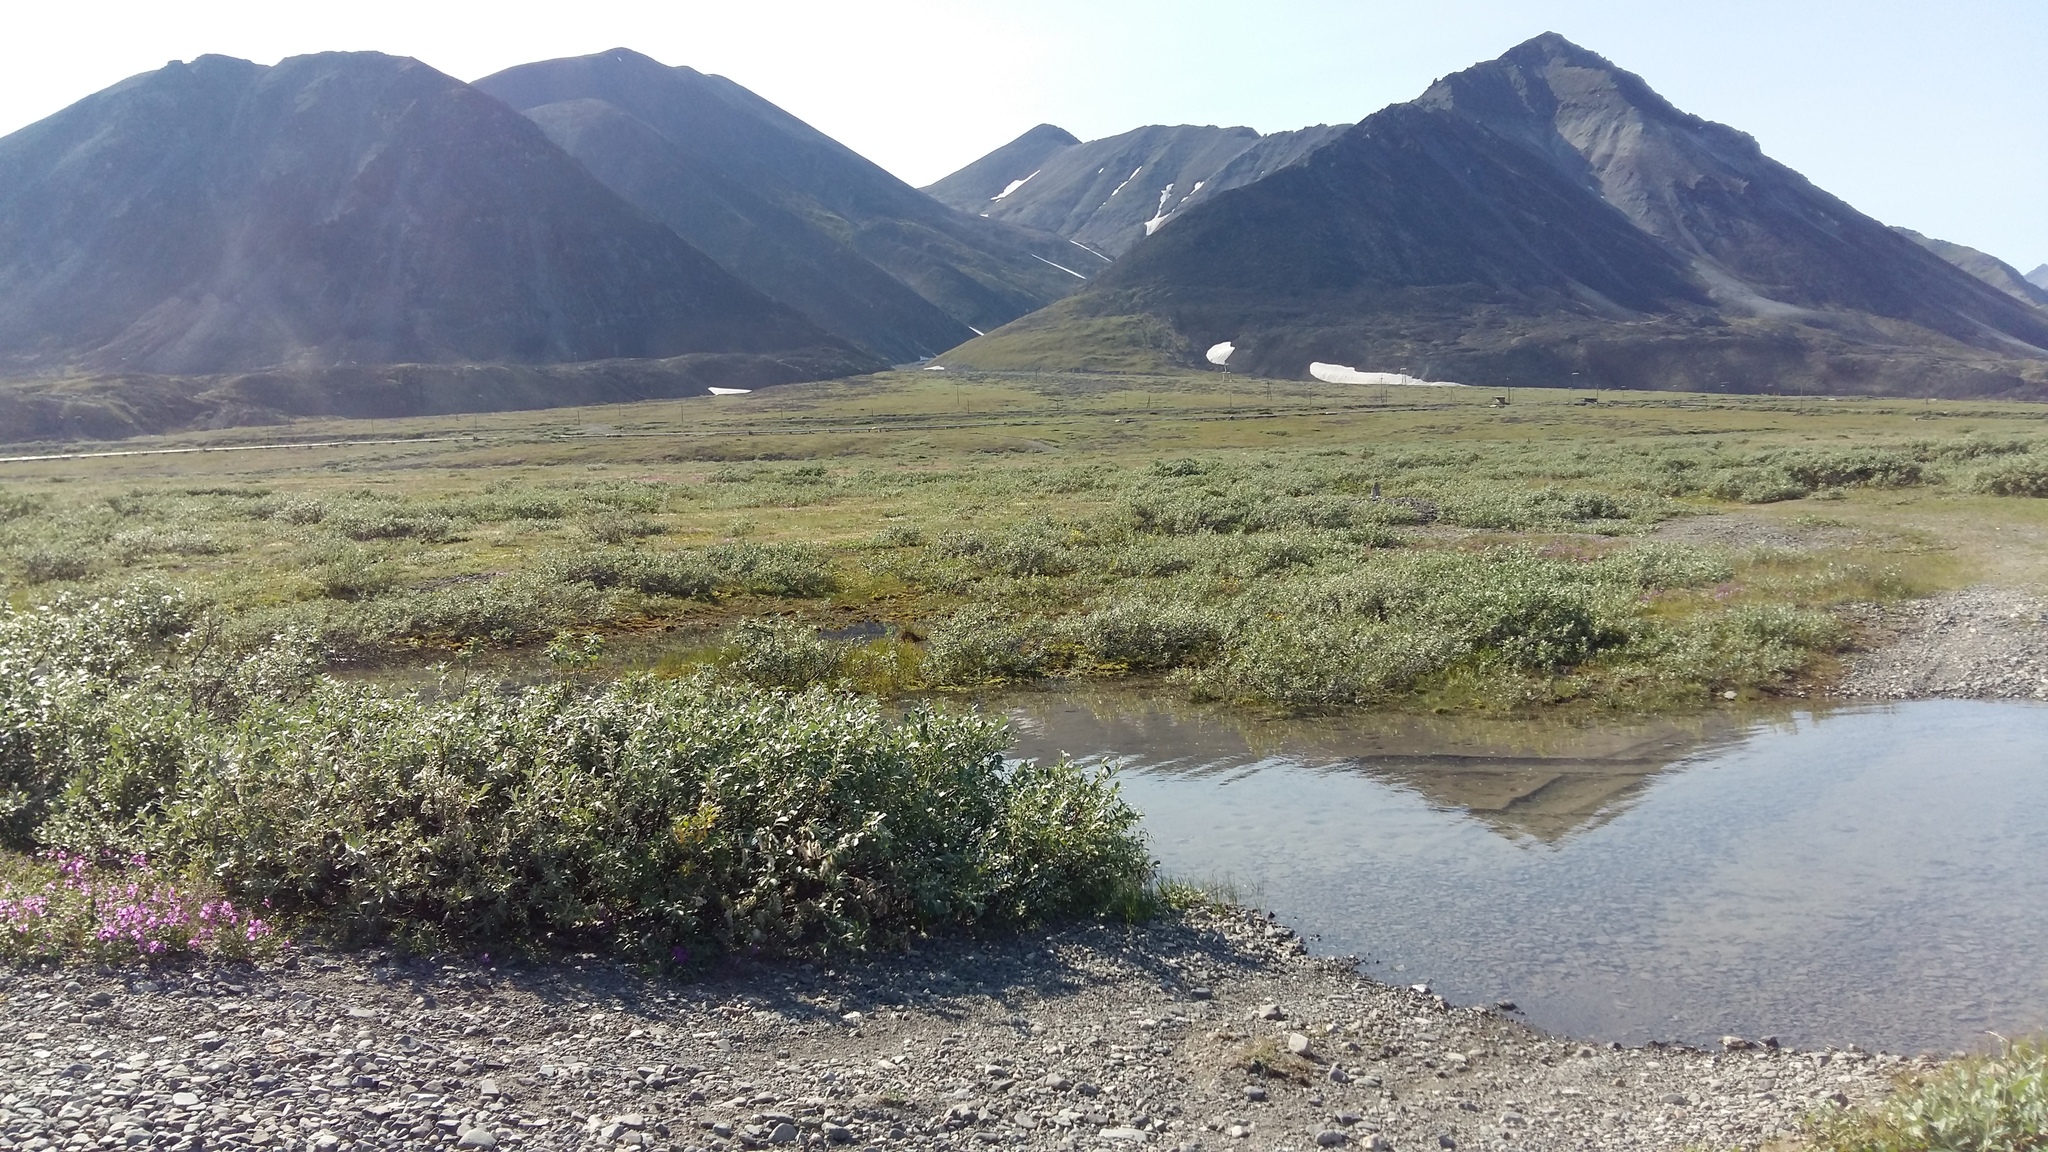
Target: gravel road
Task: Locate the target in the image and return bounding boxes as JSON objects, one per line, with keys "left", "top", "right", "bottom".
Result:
{"left": 1835, "top": 586, "right": 2048, "bottom": 700}
{"left": 1, "top": 909, "right": 1905, "bottom": 1152}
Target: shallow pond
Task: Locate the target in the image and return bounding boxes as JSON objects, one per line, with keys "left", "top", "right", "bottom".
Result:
{"left": 1004, "top": 692, "right": 2048, "bottom": 1055}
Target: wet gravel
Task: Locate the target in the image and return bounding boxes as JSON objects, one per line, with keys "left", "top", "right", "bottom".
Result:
{"left": 0, "top": 909, "right": 1906, "bottom": 1152}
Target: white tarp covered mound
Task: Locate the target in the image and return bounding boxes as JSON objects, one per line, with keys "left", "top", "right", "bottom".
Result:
{"left": 1205, "top": 341, "right": 1236, "bottom": 366}
{"left": 1309, "top": 362, "right": 1468, "bottom": 387}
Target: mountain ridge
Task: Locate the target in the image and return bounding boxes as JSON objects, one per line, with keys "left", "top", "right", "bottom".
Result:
{"left": 473, "top": 49, "right": 1090, "bottom": 360}
{"left": 0, "top": 51, "right": 864, "bottom": 378}
{"left": 924, "top": 121, "right": 1347, "bottom": 257}
{"left": 945, "top": 33, "right": 2048, "bottom": 399}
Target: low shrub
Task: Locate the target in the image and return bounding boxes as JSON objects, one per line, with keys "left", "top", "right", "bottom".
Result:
{"left": 1804, "top": 1037, "right": 2046, "bottom": 1152}
{"left": 1071, "top": 601, "right": 1225, "bottom": 670}
{"left": 1970, "top": 460, "right": 2048, "bottom": 498}
{"left": 541, "top": 547, "right": 717, "bottom": 599}
{"left": 17, "top": 545, "right": 97, "bottom": 584}
{"left": 0, "top": 594, "right": 1154, "bottom": 958}
{"left": 718, "top": 617, "right": 846, "bottom": 689}
{"left": 329, "top": 509, "right": 456, "bottom": 543}
{"left": 110, "top": 528, "right": 226, "bottom": 558}
{"left": 707, "top": 541, "right": 838, "bottom": 597}
{"left": 923, "top": 606, "right": 1055, "bottom": 685}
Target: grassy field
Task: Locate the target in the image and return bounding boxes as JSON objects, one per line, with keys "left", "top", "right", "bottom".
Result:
{"left": 5, "top": 369, "right": 2048, "bottom": 714}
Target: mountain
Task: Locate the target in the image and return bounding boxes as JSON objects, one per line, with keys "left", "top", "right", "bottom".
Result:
{"left": 921, "top": 124, "right": 1081, "bottom": 207}
{"left": 924, "top": 122, "right": 1347, "bottom": 258}
{"left": 948, "top": 35, "right": 2048, "bottom": 398}
{"left": 474, "top": 49, "right": 1091, "bottom": 362}
{"left": 2032, "top": 265, "right": 2048, "bottom": 292}
{"left": 0, "top": 52, "right": 867, "bottom": 382}
{"left": 1894, "top": 229, "right": 2048, "bottom": 308}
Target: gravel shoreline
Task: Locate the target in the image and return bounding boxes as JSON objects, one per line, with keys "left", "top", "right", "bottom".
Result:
{"left": 0, "top": 909, "right": 1909, "bottom": 1152}
{"left": 1835, "top": 586, "right": 2048, "bottom": 700}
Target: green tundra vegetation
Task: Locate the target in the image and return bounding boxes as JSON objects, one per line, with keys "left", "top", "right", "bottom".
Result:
{"left": 2, "top": 370, "right": 2048, "bottom": 960}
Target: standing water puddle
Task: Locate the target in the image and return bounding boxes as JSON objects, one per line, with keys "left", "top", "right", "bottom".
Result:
{"left": 1004, "top": 692, "right": 2048, "bottom": 1054}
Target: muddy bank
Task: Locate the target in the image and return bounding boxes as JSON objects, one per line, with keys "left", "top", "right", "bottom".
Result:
{"left": 0, "top": 910, "right": 1907, "bottom": 1152}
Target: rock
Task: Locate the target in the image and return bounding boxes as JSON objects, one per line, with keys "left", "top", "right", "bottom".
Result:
{"left": 823, "top": 1122, "right": 854, "bottom": 1143}
{"left": 311, "top": 1133, "right": 341, "bottom": 1152}
{"left": 1438, "top": 1136, "right": 1457, "bottom": 1149}
{"left": 1663, "top": 1093, "right": 1688, "bottom": 1106}
{"left": 1288, "top": 1033, "right": 1312, "bottom": 1055}
{"left": 1190, "top": 988, "right": 1213, "bottom": 1000}
{"left": 1327, "top": 1065, "right": 1350, "bottom": 1084}
{"left": 456, "top": 1129, "right": 498, "bottom": 1149}
{"left": 1257, "top": 1004, "right": 1286, "bottom": 1021}
{"left": 478, "top": 1077, "right": 500, "bottom": 1097}
{"left": 171, "top": 1092, "right": 200, "bottom": 1107}
{"left": 1721, "top": 1036, "right": 1754, "bottom": 1052}
{"left": 1226, "top": 1125, "right": 1250, "bottom": 1139}
{"left": 1495, "top": 1000, "right": 1517, "bottom": 1011}
{"left": 1099, "top": 1127, "right": 1148, "bottom": 1142}
{"left": 769, "top": 1121, "right": 799, "bottom": 1144}
{"left": 1364, "top": 1136, "right": 1394, "bottom": 1151}
{"left": 1316, "top": 1130, "right": 1348, "bottom": 1146}
{"left": 1246, "top": 1086, "right": 1268, "bottom": 1102}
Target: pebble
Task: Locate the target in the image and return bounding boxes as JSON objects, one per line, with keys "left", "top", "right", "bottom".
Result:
{"left": 0, "top": 907, "right": 1904, "bottom": 1152}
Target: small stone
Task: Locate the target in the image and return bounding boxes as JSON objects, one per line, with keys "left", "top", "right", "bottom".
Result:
{"left": 1257, "top": 1004, "right": 1285, "bottom": 1021}
{"left": 478, "top": 1078, "right": 500, "bottom": 1097}
{"left": 1722, "top": 689, "right": 1739, "bottom": 700}
{"left": 842, "top": 1011, "right": 864, "bottom": 1024}
{"left": 1364, "top": 1137, "right": 1394, "bottom": 1151}
{"left": 1662, "top": 1093, "right": 1689, "bottom": 1106}
{"left": 1495, "top": 1000, "right": 1517, "bottom": 1012}
{"left": 456, "top": 1130, "right": 497, "bottom": 1149}
{"left": 1043, "top": 1074, "right": 1073, "bottom": 1090}
{"left": 311, "top": 1133, "right": 341, "bottom": 1152}
{"left": 1099, "top": 1128, "right": 1147, "bottom": 1142}
{"left": 1077, "top": 1082, "right": 1101, "bottom": 1097}
{"left": 1226, "top": 1126, "right": 1250, "bottom": 1139}
{"left": 1500, "top": 1112, "right": 1527, "bottom": 1128}
{"left": 1721, "top": 1036, "right": 1754, "bottom": 1052}
{"left": 1245, "top": 1086, "right": 1268, "bottom": 1103}
{"left": 1190, "top": 988, "right": 1212, "bottom": 1000}
{"left": 617, "top": 1115, "right": 647, "bottom": 1130}
{"left": 171, "top": 1092, "right": 200, "bottom": 1107}
{"left": 1438, "top": 1136, "right": 1457, "bottom": 1149}
{"left": 823, "top": 1123, "right": 854, "bottom": 1144}
{"left": 1287, "top": 1033, "right": 1312, "bottom": 1056}
{"left": 769, "top": 1122, "right": 799, "bottom": 1144}
{"left": 1327, "top": 1066, "right": 1350, "bottom": 1084}
{"left": 1316, "top": 1131, "right": 1348, "bottom": 1147}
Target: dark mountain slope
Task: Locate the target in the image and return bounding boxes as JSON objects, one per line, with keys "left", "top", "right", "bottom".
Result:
{"left": 950, "top": 35, "right": 2048, "bottom": 398}
{"left": 474, "top": 50, "right": 1088, "bottom": 353}
{"left": 0, "top": 52, "right": 860, "bottom": 377}
{"left": 925, "top": 122, "right": 1347, "bottom": 257}
{"left": 521, "top": 97, "right": 970, "bottom": 362}
{"left": 922, "top": 124, "right": 1080, "bottom": 208}
{"left": 1895, "top": 229, "right": 2048, "bottom": 308}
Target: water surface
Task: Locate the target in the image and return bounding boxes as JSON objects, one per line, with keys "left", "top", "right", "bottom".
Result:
{"left": 1006, "top": 693, "right": 2048, "bottom": 1054}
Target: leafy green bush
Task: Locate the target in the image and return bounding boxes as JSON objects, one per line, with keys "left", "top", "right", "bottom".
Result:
{"left": 1805, "top": 1038, "right": 2046, "bottom": 1152}
{"left": 718, "top": 617, "right": 846, "bottom": 689}
{"left": 0, "top": 594, "right": 1152, "bottom": 958}
{"left": 16, "top": 546, "right": 97, "bottom": 584}
{"left": 1071, "top": 601, "right": 1225, "bottom": 670}
{"left": 924, "top": 606, "right": 1054, "bottom": 685}
{"left": 707, "top": 541, "right": 839, "bottom": 597}
{"left": 541, "top": 547, "right": 716, "bottom": 599}
{"left": 0, "top": 489, "right": 45, "bottom": 521}
{"left": 1779, "top": 449, "right": 1928, "bottom": 490}
{"left": 1701, "top": 466, "right": 1810, "bottom": 504}
{"left": 329, "top": 509, "right": 456, "bottom": 542}
{"left": 1970, "top": 460, "right": 2048, "bottom": 498}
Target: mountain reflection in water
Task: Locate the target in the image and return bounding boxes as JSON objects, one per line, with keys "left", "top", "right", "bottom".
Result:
{"left": 999, "top": 689, "right": 2048, "bottom": 1054}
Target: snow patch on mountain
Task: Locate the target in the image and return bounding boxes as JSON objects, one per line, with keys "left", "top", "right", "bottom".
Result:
{"left": 1032, "top": 254, "right": 1089, "bottom": 280}
{"left": 992, "top": 171, "right": 1040, "bottom": 202}
{"left": 1309, "top": 363, "right": 1467, "bottom": 387}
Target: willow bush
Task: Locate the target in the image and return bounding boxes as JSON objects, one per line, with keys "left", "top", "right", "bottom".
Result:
{"left": 0, "top": 592, "right": 1152, "bottom": 959}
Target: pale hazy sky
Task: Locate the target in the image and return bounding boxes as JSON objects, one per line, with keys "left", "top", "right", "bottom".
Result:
{"left": 5, "top": 0, "right": 2044, "bottom": 271}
